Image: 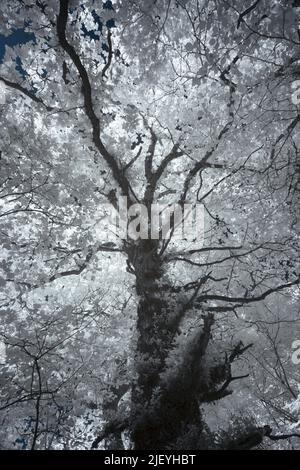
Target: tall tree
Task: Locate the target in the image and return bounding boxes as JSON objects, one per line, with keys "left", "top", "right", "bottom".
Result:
{"left": 0, "top": 0, "right": 299, "bottom": 450}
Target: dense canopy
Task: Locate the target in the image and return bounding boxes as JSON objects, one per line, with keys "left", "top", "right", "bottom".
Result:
{"left": 0, "top": 0, "right": 299, "bottom": 450}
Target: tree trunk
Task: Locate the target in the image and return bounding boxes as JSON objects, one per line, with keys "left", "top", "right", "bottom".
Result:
{"left": 127, "top": 240, "right": 212, "bottom": 449}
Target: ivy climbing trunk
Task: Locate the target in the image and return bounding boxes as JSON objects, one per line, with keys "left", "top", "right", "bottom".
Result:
{"left": 127, "top": 240, "right": 212, "bottom": 450}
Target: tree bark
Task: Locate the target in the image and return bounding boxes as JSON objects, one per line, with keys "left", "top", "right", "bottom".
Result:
{"left": 127, "top": 240, "right": 212, "bottom": 449}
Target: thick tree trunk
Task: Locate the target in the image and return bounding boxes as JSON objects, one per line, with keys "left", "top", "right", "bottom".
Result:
{"left": 127, "top": 240, "right": 212, "bottom": 449}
